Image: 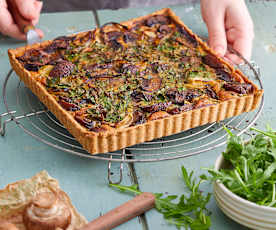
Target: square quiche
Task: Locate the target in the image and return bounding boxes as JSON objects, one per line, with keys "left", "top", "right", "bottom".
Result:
{"left": 8, "top": 8, "right": 263, "bottom": 154}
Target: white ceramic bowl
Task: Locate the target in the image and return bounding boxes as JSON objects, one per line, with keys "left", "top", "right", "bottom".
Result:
{"left": 214, "top": 154, "right": 276, "bottom": 230}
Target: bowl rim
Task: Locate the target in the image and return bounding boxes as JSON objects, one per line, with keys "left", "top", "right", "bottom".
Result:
{"left": 214, "top": 153, "right": 276, "bottom": 212}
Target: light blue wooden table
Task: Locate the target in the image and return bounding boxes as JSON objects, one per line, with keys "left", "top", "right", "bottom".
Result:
{"left": 0, "top": 1, "right": 275, "bottom": 229}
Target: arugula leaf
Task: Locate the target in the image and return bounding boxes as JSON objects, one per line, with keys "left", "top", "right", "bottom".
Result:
{"left": 110, "top": 166, "right": 211, "bottom": 230}
{"left": 109, "top": 184, "right": 142, "bottom": 196}
{"left": 222, "top": 126, "right": 244, "bottom": 162}
{"left": 207, "top": 126, "right": 276, "bottom": 207}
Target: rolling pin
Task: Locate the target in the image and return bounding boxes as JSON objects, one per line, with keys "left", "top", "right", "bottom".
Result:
{"left": 79, "top": 192, "right": 156, "bottom": 230}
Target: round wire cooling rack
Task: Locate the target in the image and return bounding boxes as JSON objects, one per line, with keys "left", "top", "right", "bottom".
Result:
{"left": 0, "top": 54, "right": 264, "bottom": 168}
{"left": 1, "top": 63, "right": 264, "bottom": 161}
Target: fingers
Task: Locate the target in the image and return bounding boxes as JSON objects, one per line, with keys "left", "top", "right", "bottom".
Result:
{"left": 14, "top": 0, "right": 43, "bottom": 24}
{"left": 224, "top": 52, "right": 242, "bottom": 65}
{"left": 206, "top": 15, "right": 228, "bottom": 57}
{"left": 201, "top": 0, "right": 228, "bottom": 57}
{"left": 0, "top": 4, "right": 26, "bottom": 40}
{"left": 201, "top": 0, "right": 254, "bottom": 64}
{"left": 0, "top": 0, "right": 43, "bottom": 40}
{"left": 32, "top": 0, "right": 43, "bottom": 25}
{"left": 227, "top": 29, "right": 253, "bottom": 62}
{"left": 35, "top": 28, "right": 44, "bottom": 38}
{"left": 225, "top": 2, "right": 254, "bottom": 63}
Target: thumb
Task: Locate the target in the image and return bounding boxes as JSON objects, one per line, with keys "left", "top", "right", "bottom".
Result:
{"left": 205, "top": 12, "right": 227, "bottom": 57}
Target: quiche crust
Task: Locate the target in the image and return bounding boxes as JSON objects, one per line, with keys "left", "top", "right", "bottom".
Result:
{"left": 8, "top": 8, "right": 263, "bottom": 154}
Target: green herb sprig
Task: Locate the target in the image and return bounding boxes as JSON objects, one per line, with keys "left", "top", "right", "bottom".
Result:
{"left": 110, "top": 166, "right": 211, "bottom": 230}
{"left": 206, "top": 125, "right": 276, "bottom": 207}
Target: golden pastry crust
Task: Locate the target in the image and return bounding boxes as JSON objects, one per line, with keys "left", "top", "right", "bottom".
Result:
{"left": 8, "top": 8, "right": 263, "bottom": 154}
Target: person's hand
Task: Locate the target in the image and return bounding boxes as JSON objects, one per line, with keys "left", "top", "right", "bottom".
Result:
{"left": 201, "top": 0, "right": 254, "bottom": 64}
{"left": 0, "top": 0, "right": 43, "bottom": 40}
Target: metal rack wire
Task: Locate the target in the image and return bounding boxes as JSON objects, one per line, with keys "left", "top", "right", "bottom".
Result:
{"left": 0, "top": 48, "right": 264, "bottom": 183}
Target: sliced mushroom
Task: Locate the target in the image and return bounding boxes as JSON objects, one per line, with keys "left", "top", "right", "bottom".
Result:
{"left": 176, "top": 25, "right": 198, "bottom": 47}
{"left": 106, "top": 31, "right": 123, "bottom": 40}
{"left": 223, "top": 82, "right": 253, "bottom": 94}
{"left": 50, "top": 36, "right": 75, "bottom": 50}
{"left": 202, "top": 54, "right": 224, "bottom": 69}
{"left": 145, "top": 15, "right": 170, "bottom": 27}
{"left": 205, "top": 85, "right": 218, "bottom": 100}
{"left": 141, "top": 102, "right": 171, "bottom": 113}
{"left": 141, "top": 76, "right": 162, "bottom": 92}
{"left": 167, "top": 104, "right": 193, "bottom": 115}
{"left": 131, "top": 110, "right": 146, "bottom": 126}
{"left": 17, "top": 48, "right": 52, "bottom": 71}
{"left": 158, "top": 25, "right": 171, "bottom": 34}
{"left": 109, "top": 39, "right": 123, "bottom": 50}
{"left": 49, "top": 60, "right": 75, "bottom": 78}
{"left": 23, "top": 192, "right": 71, "bottom": 230}
{"left": 99, "top": 22, "right": 129, "bottom": 44}
{"left": 185, "top": 89, "right": 201, "bottom": 102}
{"left": 131, "top": 90, "right": 153, "bottom": 102}
{"left": 166, "top": 89, "right": 186, "bottom": 105}
{"left": 215, "top": 68, "right": 233, "bottom": 82}
{"left": 75, "top": 116, "right": 96, "bottom": 129}
{"left": 123, "top": 32, "right": 138, "bottom": 43}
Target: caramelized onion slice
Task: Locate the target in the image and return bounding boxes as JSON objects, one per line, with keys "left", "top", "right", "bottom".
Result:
{"left": 148, "top": 111, "right": 169, "bottom": 121}
{"left": 115, "top": 114, "right": 133, "bottom": 129}
{"left": 100, "top": 22, "right": 129, "bottom": 33}
{"left": 38, "top": 65, "right": 54, "bottom": 78}
{"left": 59, "top": 99, "right": 80, "bottom": 111}
{"left": 193, "top": 98, "right": 214, "bottom": 109}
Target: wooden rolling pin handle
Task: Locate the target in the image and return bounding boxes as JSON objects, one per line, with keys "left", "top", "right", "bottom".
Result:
{"left": 79, "top": 192, "right": 155, "bottom": 230}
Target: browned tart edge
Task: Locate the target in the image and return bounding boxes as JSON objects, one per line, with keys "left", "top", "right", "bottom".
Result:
{"left": 8, "top": 8, "right": 264, "bottom": 154}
